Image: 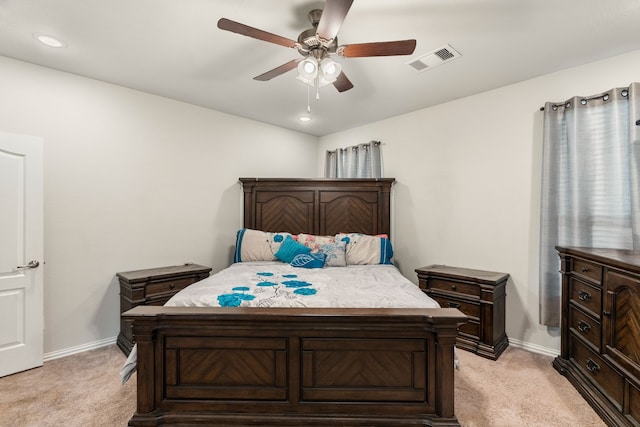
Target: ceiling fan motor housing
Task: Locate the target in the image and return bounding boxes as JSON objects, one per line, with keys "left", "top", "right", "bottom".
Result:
{"left": 297, "top": 9, "right": 337, "bottom": 56}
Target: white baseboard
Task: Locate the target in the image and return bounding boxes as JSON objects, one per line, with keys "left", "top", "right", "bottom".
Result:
{"left": 509, "top": 337, "right": 560, "bottom": 358}
{"left": 43, "top": 336, "right": 117, "bottom": 362}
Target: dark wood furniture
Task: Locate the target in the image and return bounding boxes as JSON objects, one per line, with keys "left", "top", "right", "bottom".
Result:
{"left": 416, "top": 265, "right": 509, "bottom": 360}
{"left": 116, "top": 263, "right": 211, "bottom": 355}
{"left": 553, "top": 247, "right": 640, "bottom": 426}
{"left": 240, "top": 177, "right": 393, "bottom": 236}
{"left": 124, "top": 178, "right": 468, "bottom": 427}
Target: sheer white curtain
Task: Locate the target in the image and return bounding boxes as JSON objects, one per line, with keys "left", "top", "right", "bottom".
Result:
{"left": 324, "top": 141, "right": 382, "bottom": 178}
{"left": 539, "top": 83, "right": 640, "bottom": 326}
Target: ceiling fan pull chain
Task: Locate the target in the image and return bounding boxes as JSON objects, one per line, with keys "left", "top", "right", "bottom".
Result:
{"left": 307, "top": 85, "right": 311, "bottom": 113}
{"left": 316, "top": 75, "right": 320, "bottom": 100}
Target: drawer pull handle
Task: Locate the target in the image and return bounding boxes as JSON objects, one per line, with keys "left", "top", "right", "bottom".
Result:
{"left": 577, "top": 320, "right": 591, "bottom": 333}
{"left": 169, "top": 283, "right": 175, "bottom": 290}
{"left": 586, "top": 358, "right": 600, "bottom": 373}
{"left": 578, "top": 290, "right": 592, "bottom": 301}
{"left": 581, "top": 267, "right": 589, "bottom": 273}
{"left": 448, "top": 302, "right": 461, "bottom": 309}
{"left": 602, "top": 310, "right": 611, "bottom": 317}
{"left": 451, "top": 285, "right": 457, "bottom": 291}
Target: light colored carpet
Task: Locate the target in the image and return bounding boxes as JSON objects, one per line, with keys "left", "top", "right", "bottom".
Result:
{"left": 454, "top": 347, "right": 605, "bottom": 427}
{"left": 0, "top": 344, "right": 605, "bottom": 427}
{"left": 0, "top": 345, "right": 135, "bottom": 427}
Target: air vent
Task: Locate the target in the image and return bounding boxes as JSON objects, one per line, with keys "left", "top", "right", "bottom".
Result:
{"left": 407, "top": 44, "right": 461, "bottom": 72}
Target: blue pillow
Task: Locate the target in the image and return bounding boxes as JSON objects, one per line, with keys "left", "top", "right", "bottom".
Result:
{"left": 274, "top": 235, "right": 311, "bottom": 263}
{"left": 290, "top": 252, "right": 327, "bottom": 269}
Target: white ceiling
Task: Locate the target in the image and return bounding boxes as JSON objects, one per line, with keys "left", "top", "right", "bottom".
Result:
{"left": 1, "top": 0, "right": 639, "bottom": 136}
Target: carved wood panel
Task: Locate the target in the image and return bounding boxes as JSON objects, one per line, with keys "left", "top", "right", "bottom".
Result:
{"left": 164, "top": 337, "right": 288, "bottom": 400}
{"left": 320, "top": 192, "right": 378, "bottom": 235}
{"left": 300, "top": 338, "right": 428, "bottom": 403}
{"left": 240, "top": 178, "right": 394, "bottom": 237}
{"left": 613, "top": 287, "right": 640, "bottom": 365}
{"left": 256, "top": 192, "right": 314, "bottom": 234}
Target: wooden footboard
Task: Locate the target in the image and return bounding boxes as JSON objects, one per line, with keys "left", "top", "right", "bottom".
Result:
{"left": 124, "top": 306, "right": 467, "bottom": 427}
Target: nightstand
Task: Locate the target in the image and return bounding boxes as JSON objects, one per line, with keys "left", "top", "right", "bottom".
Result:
{"left": 415, "top": 264, "right": 509, "bottom": 360}
{"left": 116, "top": 263, "right": 212, "bottom": 355}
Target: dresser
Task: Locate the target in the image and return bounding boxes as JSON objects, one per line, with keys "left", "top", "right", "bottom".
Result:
{"left": 116, "top": 263, "right": 212, "bottom": 355}
{"left": 554, "top": 247, "right": 640, "bottom": 426}
{"left": 415, "top": 264, "right": 509, "bottom": 360}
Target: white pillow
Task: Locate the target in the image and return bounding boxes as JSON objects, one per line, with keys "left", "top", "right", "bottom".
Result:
{"left": 336, "top": 233, "right": 394, "bottom": 265}
{"left": 234, "top": 228, "right": 291, "bottom": 262}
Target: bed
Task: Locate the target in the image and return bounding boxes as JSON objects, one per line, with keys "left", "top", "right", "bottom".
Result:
{"left": 123, "top": 178, "right": 467, "bottom": 426}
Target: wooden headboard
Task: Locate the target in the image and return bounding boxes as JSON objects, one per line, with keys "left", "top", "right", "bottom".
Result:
{"left": 240, "top": 178, "right": 395, "bottom": 237}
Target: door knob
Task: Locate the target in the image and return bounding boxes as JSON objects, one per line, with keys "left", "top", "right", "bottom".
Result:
{"left": 17, "top": 260, "right": 40, "bottom": 269}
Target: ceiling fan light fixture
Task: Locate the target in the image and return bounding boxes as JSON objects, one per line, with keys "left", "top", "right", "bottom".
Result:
{"left": 297, "top": 57, "right": 318, "bottom": 80}
{"left": 320, "top": 58, "right": 341, "bottom": 82}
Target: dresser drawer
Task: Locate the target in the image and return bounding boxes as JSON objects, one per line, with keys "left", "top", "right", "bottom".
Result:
{"left": 430, "top": 294, "right": 481, "bottom": 318}
{"left": 571, "top": 257, "right": 602, "bottom": 284}
{"left": 569, "top": 278, "right": 601, "bottom": 317}
{"left": 146, "top": 276, "right": 197, "bottom": 298}
{"left": 427, "top": 278, "right": 480, "bottom": 298}
{"left": 571, "top": 336, "right": 623, "bottom": 409}
{"left": 568, "top": 305, "right": 601, "bottom": 350}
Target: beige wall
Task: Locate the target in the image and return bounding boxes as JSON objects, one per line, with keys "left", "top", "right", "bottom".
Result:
{"left": 2, "top": 47, "right": 638, "bottom": 356}
{"left": 318, "top": 49, "right": 640, "bottom": 354}
{"left": 0, "top": 56, "right": 318, "bottom": 354}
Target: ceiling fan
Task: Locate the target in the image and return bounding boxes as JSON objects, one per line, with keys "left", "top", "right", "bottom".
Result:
{"left": 217, "top": 0, "right": 417, "bottom": 93}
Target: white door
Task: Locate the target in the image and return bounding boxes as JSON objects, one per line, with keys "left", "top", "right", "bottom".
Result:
{"left": 0, "top": 132, "right": 44, "bottom": 377}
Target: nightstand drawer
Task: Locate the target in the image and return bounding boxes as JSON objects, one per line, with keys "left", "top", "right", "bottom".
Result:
{"left": 428, "top": 278, "right": 480, "bottom": 299}
{"left": 430, "top": 294, "right": 481, "bottom": 318}
{"left": 459, "top": 318, "right": 480, "bottom": 339}
{"left": 146, "top": 277, "right": 196, "bottom": 298}
{"left": 147, "top": 295, "right": 174, "bottom": 306}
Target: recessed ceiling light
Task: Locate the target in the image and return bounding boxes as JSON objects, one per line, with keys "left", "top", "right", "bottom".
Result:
{"left": 34, "top": 33, "right": 66, "bottom": 48}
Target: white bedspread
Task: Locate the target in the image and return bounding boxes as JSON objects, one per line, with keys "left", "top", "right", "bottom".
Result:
{"left": 166, "top": 261, "right": 439, "bottom": 309}
{"left": 120, "top": 262, "right": 444, "bottom": 384}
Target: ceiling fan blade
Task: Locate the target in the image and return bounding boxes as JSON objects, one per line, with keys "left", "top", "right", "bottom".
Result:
{"left": 333, "top": 71, "right": 354, "bottom": 92}
{"left": 217, "top": 18, "right": 297, "bottom": 48}
{"left": 253, "top": 59, "right": 301, "bottom": 81}
{"left": 316, "top": 0, "right": 354, "bottom": 42}
{"left": 339, "top": 40, "right": 417, "bottom": 57}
